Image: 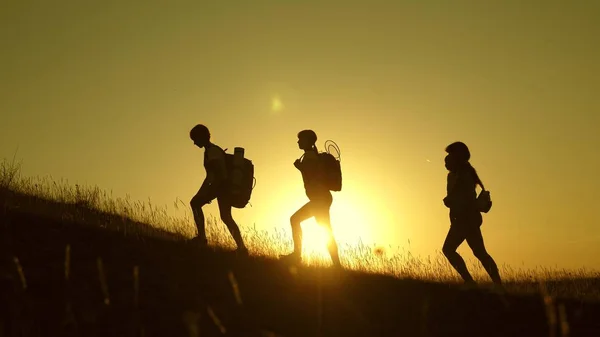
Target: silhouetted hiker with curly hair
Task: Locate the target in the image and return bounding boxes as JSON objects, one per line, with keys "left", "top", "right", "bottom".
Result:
{"left": 189, "top": 124, "right": 248, "bottom": 255}
{"left": 442, "top": 141, "right": 501, "bottom": 287}
{"left": 279, "top": 130, "right": 341, "bottom": 267}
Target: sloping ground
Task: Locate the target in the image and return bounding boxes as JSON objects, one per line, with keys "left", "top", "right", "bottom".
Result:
{"left": 1, "top": 209, "right": 600, "bottom": 337}
{"left": 0, "top": 187, "right": 187, "bottom": 241}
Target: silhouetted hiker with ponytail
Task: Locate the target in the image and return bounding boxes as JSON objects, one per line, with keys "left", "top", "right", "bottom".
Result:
{"left": 442, "top": 141, "right": 501, "bottom": 287}
{"left": 189, "top": 124, "right": 248, "bottom": 256}
{"left": 279, "top": 130, "right": 342, "bottom": 267}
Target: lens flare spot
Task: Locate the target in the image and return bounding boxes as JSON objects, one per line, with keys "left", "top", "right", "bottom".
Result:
{"left": 271, "top": 96, "right": 284, "bottom": 113}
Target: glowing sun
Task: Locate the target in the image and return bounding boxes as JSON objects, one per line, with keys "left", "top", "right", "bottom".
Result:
{"left": 301, "top": 220, "right": 332, "bottom": 256}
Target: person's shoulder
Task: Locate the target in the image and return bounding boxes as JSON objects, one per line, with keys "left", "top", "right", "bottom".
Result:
{"left": 206, "top": 144, "right": 225, "bottom": 161}
{"left": 304, "top": 150, "right": 319, "bottom": 160}
{"left": 456, "top": 167, "right": 476, "bottom": 184}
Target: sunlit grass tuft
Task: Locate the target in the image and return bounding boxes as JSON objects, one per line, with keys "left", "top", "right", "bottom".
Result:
{"left": 1, "top": 158, "right": 599, "bottom": 300}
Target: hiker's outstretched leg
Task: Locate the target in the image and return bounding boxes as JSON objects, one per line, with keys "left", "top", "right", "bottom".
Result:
{"left": 442, "top": 226, "right": 474, "bottom": 283}
{"left": 326, "top": 230, "right": 341, "bottom": 267}
{"left": 218, "top": 197, "right": 247, "bottom": 252}
{"left": 281, "top": 202, "right": 313, "bottom": 260}
{"left": 190, "top": 194, "right": 209, "bottom": 246}
{"left": 316, "top": 208, "right": 341, "bottom": 267}
{"left": 290, "top": 202, "right": 314, "bottom": 253}
{"left": 467, "top": 227, "right": 502, "bottom": 284}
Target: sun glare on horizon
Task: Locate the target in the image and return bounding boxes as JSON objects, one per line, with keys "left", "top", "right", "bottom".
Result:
{"left": 300, "top": 220, "right": 332, "bottom": 257}
{"left": 258, "top": 180, "right": 387, "bottom": 262}
{"left": 299, "top": 198, "right": 377, "bottom": 261}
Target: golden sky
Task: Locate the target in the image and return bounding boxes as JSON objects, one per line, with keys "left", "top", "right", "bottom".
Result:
{"left": 1, "top": 1, "right": 599, "bottom": 270}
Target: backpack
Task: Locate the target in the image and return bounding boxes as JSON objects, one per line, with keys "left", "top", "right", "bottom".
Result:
{"left": 205, "top": 145, "right": 255, "bottom": 208}
{"left": 447, "top": 164, "right": 492, "bottom": 213}
{"left": 223, "top": 148, "right": 255, "bottom": 208}
{"left": 468, "top": 163, "right": 492, "bottom": 213}
{"left": 318, "top": 140, "right": 342, "bottom": 192}
{"left": 476, "top": 189, "right": 492, "bottom": 213}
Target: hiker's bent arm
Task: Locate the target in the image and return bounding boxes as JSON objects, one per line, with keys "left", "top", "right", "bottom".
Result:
{"left": 202, "top": 159, "right": 226, "bottom": 188}
{"left": 302, "top": 160, "right": 320, "bottom": 177}
{"left": 299, "top": 152, "right": 320, "bottom": 176}
{"left": 205, "top": 147, "right": 228, "bottom": 183}
{"left": 445, "top": 173, "right": 477, "bottom": 210}
{"left": 444, "top": 173, "right": 461, "bottom": 208}
{"left": 198, "top": 172, "right": 214, "bottom": 197}
{"left": 198, "top": 170, "right": 222, "bottom": 198}
{"left": 198, "top": 148, "right": 226, "bottom": 197}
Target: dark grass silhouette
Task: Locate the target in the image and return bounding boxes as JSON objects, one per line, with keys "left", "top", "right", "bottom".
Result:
{"left": 1, "top": 159, "right": 600, "bottom": 336}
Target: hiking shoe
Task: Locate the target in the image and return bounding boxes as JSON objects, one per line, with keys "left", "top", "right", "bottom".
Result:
{"left": 460, "top": 280, "right": 478, "bottom": 291}
{"left": 330, "top": 259, "right": 343, "bottom": 269}
{"left": 236, "top": 247, "right": 249, "bottom": 257}
{"left": 279, "top": 252, "right": 302, "bottom": 264}
{"left": 490, "top": 283, "right": 510, "bottom": 308}
{"left": 490, "top": 283, "right": 506, "bottom": 294}
{"left": 190, "top": 236, "right": 208, "bottom": 247}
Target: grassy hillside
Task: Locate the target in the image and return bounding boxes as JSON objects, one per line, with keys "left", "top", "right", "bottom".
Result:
{"left": 1, "top": 158, "right": 600, "bottom": 336}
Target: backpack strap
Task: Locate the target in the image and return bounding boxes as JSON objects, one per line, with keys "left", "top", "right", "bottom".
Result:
{"left": 450, "top": 169, "right": 486, "bottom": 194}
{"left": 204, "top": 144, "right": 227, "bottom": 167}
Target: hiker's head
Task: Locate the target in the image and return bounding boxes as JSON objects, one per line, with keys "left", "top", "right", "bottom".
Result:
{"left": 297, "top": 129, "right": 317, "bottom": 151}
{"left": 445, "top": 141, "right": 471, "bottom": 171}
{"left": 446, "top": 141, "right": 470, "bottom": 160}
{"left": 190, "top": 124, "right": 210, "bottom": 148}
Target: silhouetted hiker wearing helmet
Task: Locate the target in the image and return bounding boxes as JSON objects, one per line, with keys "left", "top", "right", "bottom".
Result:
{"left": 442, "top": 141, "right": 501, "bottom": 287}
{"left": 189, "top": 124, "right": 248, "bottom": 256}
{"left": 279, "top": 130, "right": 341, "bottom": 267}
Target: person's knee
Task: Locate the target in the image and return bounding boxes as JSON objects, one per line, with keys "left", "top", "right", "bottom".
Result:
{"left": 221, "top": 214, "right": 236, "bottom": 227}
{"left": 442, "top": 244, "right": 457, "bottom": 257}
{"left": 327, "top": 237, "right": 338, "bottom": 248}
{"left": 472, "top": 248, "right": 490, "bottom": 261}
{"left": 190, "top": 196, "right": 204, "bottom": 209}
{"left": 190, "top": 203, "right": 203, "bottom": 216}
{"left": 290, "top": 214, "right": 302, "bottom": 229}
